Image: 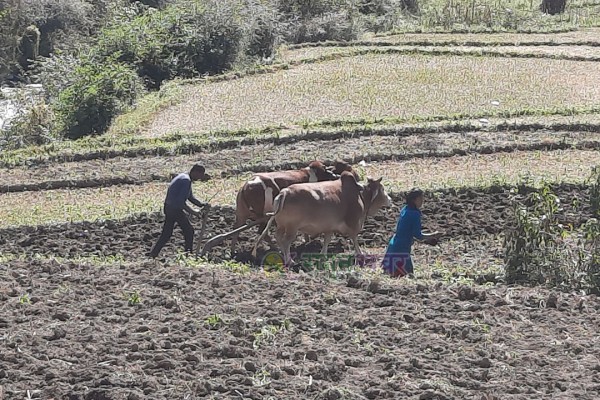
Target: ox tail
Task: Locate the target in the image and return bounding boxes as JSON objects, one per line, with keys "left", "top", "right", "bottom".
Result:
{"left": 267, "top": 188, "right": 286, "bottom": 217}
{"left": 251, "top": 190, "right": 287, "bottom": 258}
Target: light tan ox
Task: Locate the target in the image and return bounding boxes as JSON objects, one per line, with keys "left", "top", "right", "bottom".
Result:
{"left": 252, "top": 171, "right": 392, "bottom": 265}
{"left": 230, "top": 160, "right": 338, "bottom": 252}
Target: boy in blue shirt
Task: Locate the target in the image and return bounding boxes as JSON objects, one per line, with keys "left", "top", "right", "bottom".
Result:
{"left": 382, "top": 188, "right": 440, "bottom": 277}
{"left": 149, "top": 164, "right": 209, "bottom": 258}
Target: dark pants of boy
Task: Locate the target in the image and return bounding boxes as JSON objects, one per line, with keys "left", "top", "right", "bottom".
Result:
{"left": 150, "top": 205, "right": 194, "bottom": 257}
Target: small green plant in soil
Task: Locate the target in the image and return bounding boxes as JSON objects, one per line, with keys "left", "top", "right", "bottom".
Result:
{"left": 127, "top": 290, "right": 142, "bottom": 306}
{"left": 217, "top": 259, "right": 251, "bottom": 275}
{"left": 18, "top": 293, "right": 31, "bottom": 305}
{"left": 253, "top": 320, "right": 291, "bottom": 349}
{"left": 252, "top": 368, "right": 272, "bottom": 388}
{"left": 204, "top": 314, "right": 224, "bottom": 329}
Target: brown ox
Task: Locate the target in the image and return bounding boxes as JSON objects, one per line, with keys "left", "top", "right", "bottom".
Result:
{"left": 252, "top": 171, "right": 392, "bottom": 265}
{"left": 230, "top": 161, "right": 338, "bottom": 251}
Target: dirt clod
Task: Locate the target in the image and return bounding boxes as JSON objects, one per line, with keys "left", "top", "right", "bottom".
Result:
{"left": 306, "top": 350, "right": 319, "bottom": 361}
{"left": 547, "top": 293, "right": 558, "bottom": 308}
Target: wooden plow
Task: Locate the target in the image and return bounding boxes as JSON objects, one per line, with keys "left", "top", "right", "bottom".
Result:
{"left": 195, "top": 219, "right": 262, "bottom": 257}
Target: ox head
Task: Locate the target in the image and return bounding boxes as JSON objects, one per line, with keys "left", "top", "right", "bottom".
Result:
{"left": 307, "top": 160, "right": 338, "bottom": 182}
{"left": 326, "top": 160, "right": 360, "bottom": 180}
{"left": 364, "top": 177, "right": 392, "bottom": 216}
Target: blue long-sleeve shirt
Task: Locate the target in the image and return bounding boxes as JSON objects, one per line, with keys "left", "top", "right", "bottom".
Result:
{"left": 164, "top": 173, "right": 204, "bottom": 210}
{"left": 387, "top": 205, "right": 423, "bottom": 253}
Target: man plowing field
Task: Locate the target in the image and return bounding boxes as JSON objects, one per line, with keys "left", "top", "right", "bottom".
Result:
{"left": 149, "top": 164, "right": 210, "bottom": 258}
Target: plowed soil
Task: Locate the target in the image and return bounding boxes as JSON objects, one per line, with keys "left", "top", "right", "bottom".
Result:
{"left": 1, "top": 257, "right": 599, "bottom": 399}
{"left": 1, "top": 184, "right": 591, "bottom": 265}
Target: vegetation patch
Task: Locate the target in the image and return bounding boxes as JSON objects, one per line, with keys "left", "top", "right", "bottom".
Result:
{"left": 504, "top": 178, "right": 600, "bottom": 294}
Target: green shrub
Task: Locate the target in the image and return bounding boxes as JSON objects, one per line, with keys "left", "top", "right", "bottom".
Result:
{"left": 277, "top": 0, "right": 363, "bottom": 43}
{"left": 284, "top": 10, "right": 363, "bottom": 43}
{"left": 54, "top": 58, "right": 145, "bottom": 138}
{"left": 244, "top": 0, "right": 280, "bottom": 59}
{"left": 0, "top": 0, "right": 127, "bottom": 78}
{"left": 504, "top": 178, "right": 600, "bottom": 294}
{"left": 504, "top": 185, "right": 566, "bottom": 286}
{"left": 580, "top": 218, "right": 600, "bottom": 294}
{"left": 95, "top": 0, "right": 276, "bottom": 88}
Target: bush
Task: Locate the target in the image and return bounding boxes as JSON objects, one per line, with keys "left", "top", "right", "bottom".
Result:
{"left": 580, "top": 218, "right": 600, "bottom": 294}
{"left": 277, "top": 0, "right": 363, "bottom": 43}
{"left": 53, "top": 58, "right": 145, "bottom": 138}
{"left": 504, "top": 185, "right": 566, "bottom": 286}
{"left": 504, "top": 178, "right": 600, "bottom": 294}
{"left": 277, "top": 0, "right": 350, "bottom": 19}
{"left": 95, "top": 0, "right": 278, "bottom": 88}
{"left": 0, "top": 0, "right": 127, "bottom": 79}
{"left": 244, "top": 0, "right": 280, "bottom": 59}
{"left": 283, "top": 10, "right": 362, "bottom": 43}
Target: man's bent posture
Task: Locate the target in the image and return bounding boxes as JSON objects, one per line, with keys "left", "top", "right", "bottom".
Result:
{"left": 149, "top": 164, "right": 208, "bottom": 258}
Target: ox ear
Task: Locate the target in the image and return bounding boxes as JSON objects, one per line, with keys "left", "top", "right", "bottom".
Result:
{"left": 375, "top": 177, "right": 382, "bottom": 184}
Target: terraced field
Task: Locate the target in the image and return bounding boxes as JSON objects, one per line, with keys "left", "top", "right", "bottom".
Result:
{"left": 1, "top": 28, "right": 600, "bottom": 399}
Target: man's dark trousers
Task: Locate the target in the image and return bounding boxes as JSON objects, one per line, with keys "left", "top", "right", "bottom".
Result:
{"left": 150, "top": 205, "right": 194, "bottom": 257}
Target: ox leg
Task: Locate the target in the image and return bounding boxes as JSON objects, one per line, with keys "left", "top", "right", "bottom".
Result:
{"left": 352, "top": 236, "right": 362, "bottom": 257}
{"left": 321, "top": 233, "right": 332, "bottom": 255}
{"left": 277, "top": 227, "right": 296, "bottom": 266}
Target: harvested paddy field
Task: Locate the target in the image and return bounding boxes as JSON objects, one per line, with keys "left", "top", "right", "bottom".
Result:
{"left": 363, "top": 29, "right": 600, "bottom": 45}
{"left": 279, "top": 44, "right": 600, "bottom": 64}
{"left": 146, "top": 54, "right": 600, "bottom": 136}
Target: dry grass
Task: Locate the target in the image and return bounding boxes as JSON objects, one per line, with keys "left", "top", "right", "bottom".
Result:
{"left": 279, "top": 44, "right": 600, "bottom": 64}
{"left": 358, "top": 149, "right": 600, "bottom": 193}
{"left": 367, "top": 29, "right": 600, "bottom": 45}
{"left": 1, "top": 149, "right": 598, "bottom": 228}
{"left": 147, "top": 54, "right": 600, "bottom": 137}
